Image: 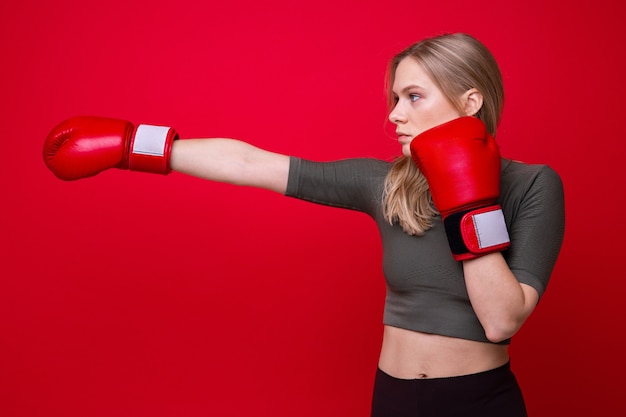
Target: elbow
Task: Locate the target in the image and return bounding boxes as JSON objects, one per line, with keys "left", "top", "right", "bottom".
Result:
{"left": 480, "top": 303, "right": 535, "bottom": 343}
{"left": 483, "top": 319, "right": 522, "bottom": 344}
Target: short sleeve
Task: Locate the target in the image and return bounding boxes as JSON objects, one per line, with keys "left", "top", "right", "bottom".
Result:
{"left": 501, "top": 164, "right": 565, "bottom": 299}
{"left": 286, "top": 156, "right": 390, "bottom": 216}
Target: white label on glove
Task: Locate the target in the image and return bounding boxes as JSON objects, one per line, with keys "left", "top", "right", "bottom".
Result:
{"left": 474, "top": 209, "right": 510, "bottom": 249}
{"left": 132, "top": 125, "right": 170, "bottom": 156}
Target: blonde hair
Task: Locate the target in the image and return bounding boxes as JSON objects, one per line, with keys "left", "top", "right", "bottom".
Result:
{"left": 382, "top": 33, "right": 505, "bottom": 235}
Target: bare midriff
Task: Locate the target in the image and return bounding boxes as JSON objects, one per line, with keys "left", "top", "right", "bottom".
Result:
{"left": 378, "top": 325, "right": 510, "bottom": 379}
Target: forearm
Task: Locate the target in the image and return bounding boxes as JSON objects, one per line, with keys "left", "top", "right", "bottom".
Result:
{"left": 170, "top": 138, "right": 290, "bottom": 194}
{"left": 463, "top": 252, "right": 538, "bottom": 343}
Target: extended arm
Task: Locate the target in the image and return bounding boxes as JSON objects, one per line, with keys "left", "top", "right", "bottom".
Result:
{"left": 43, "top": 116, "right": 290, "bottom": 194}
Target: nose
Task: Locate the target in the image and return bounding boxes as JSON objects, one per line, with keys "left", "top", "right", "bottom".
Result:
{"left": 388, "top": 103, "right": 406, "bottom": 124}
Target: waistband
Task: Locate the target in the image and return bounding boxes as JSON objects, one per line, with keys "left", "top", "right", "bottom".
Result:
{"left": 376, "top": 361, "right": 512, "bottom": 383}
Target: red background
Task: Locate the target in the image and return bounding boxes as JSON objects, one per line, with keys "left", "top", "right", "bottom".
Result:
{"left": 2, "top": 0, "right": 625, "bottom": 416}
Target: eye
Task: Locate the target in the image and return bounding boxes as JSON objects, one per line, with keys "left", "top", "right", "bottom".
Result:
{"left": 409, "top": 93, "right": 421, "bottom": 103}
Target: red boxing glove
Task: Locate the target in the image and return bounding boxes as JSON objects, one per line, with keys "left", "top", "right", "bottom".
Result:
{"left": 43, "top": 116, "right": 178, "bottom": 181}
{"left": 410, "top": 116, "right": 510, "bottom": 261}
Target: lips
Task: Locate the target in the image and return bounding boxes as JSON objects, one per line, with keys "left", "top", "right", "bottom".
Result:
{"left": 396, "top": 132, "right": 412, "bottom": 144}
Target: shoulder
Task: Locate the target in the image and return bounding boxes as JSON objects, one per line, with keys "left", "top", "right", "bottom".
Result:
{"left": 499, "top": 158, "right": 565, "bottom": 224}
{"left": 501, "top": 158, "right": 561, "bottom": 180}
{"left": 501, "top": 158, "right": 563, "bottom": 196}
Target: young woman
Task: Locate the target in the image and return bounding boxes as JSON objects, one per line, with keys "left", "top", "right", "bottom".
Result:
{"left": 43, "top": 33, "right": 565, "bottom": 416}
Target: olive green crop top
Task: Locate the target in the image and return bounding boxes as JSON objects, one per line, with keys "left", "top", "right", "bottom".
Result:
{"left": 285, "top": 157, "right": 565, "bottom": 344}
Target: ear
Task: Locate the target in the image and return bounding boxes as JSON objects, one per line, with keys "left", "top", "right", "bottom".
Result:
{"left": 461, "top": 88, "right": 483, "bottom": 117}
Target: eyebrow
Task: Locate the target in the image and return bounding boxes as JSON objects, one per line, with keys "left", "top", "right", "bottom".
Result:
{"left": 393, "top": 84, "right": 425, "bottom": 95}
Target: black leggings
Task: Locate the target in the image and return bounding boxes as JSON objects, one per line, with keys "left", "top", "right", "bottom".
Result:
{"left": 371, "top": 362, "right": 527, "bottom": 417}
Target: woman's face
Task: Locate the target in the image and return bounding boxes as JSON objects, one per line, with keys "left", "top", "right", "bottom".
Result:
{"left": 389, "top": 57, "right": 463, "bottom": 157}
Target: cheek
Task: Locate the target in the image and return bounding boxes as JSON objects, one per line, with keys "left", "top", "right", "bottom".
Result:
{"left": 416, "top": 112, "right": 462, "bottom": 135}
{"left": 414, "top": 99, "right": 463, "bottom": 129}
